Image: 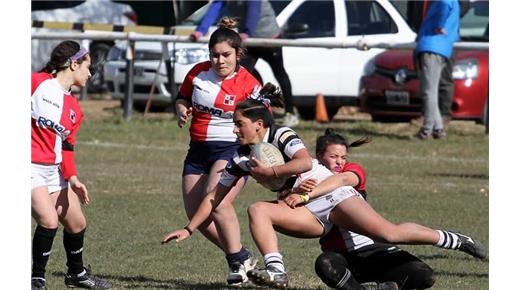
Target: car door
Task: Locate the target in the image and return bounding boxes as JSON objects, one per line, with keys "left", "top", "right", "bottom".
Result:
{"left": 276, "top": 0, "right": 343, "bottom": 96}
{"left": 339, "top": 0, "right": 415, "bottom": 98}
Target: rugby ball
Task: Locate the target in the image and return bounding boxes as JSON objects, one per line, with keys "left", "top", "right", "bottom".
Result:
{"left": 250, "top": 142, "right": 287, "bottom": 190}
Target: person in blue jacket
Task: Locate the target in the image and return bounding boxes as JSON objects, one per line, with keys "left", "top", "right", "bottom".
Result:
{"left": 414, "top": 0, "right": 460, "bottom": 140}
{"left": 190, "top": 0, "right": 299, "bottom": 127}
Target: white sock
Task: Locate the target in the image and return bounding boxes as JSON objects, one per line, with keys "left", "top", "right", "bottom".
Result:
{"left": 264, "top": 252, "right": 285, "bottom": 273}
{"left": 435, "top": 230, "right": 460, "bottom": 249}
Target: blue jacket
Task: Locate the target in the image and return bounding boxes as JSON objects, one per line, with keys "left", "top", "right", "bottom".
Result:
{"left": 416, "top": 0, "right": 460, "bottom": 59}
{"left": 195, "top": 0, "right": 280, "bottom": 38}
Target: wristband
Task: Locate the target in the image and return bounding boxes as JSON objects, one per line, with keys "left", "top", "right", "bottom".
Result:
{"left": 184, "top": 226, "right": 194, "bottom": 236}
{"left": 299, "top": 194, "right": 310, "bottom": 203}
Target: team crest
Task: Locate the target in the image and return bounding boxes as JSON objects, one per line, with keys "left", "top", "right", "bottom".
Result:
{"left": 223, "top": 94, "right": 236, "bottom": 106}
{"left": 70, "top": 110, "right": 76, "bottom": 123}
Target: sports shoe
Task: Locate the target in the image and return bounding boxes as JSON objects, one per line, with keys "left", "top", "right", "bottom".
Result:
{"left": 31, "top": 277, "right": 47, "bottom": 290}
{"left": 412, "top": 128, "right": 431, "bottom": 140}
{"left": 432, "top": 129, "right": 447, "bottom": 139}
{"left": 227, "top": 255, "right": 258, "bottom": 285}
{"left": 282, "top": 112, "right": 299, "bottom": 127}
{"left": 247, "top": 264, "right": 288, "bottom": 289}
{"left": 361, "top": 281, "right": 399, "bottom": 290}
{"left": 456, "top": 232, "right": 487, "bottom": 259}
{"left": 64, "top": 266, "right": 112, "bottom": 289}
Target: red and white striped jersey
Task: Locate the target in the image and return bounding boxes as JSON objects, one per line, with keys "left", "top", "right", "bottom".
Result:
{"left": 179, "top": 61, "right": 261, "bottom": 142}
{"left": 319, "top": 162, "right": 375, "bottom": 252}
{"left": 31, "top": 72, "right": 83, "bottom": 180}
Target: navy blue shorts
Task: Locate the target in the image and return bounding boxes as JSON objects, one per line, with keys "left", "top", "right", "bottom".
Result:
{"left": 183, "top": 141, "right": 240, "bottom": 176}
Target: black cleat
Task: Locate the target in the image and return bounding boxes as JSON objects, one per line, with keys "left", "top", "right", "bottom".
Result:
{"left": 247, "top": 265, "right": 288, "bottom": 289}
{"left": 64, "top": 266, "right": 112, "bottom": 289}
{"left": 456, "top": 232, "right": 487, "bottom": 259}
{"left": 31, "top": 278, "right": 47, "bottom": 290}
{"left": 361, "top": 281, "right": 399, "bottom": 290}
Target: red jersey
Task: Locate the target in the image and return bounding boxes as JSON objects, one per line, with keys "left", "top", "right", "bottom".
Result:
{"left": 179, "top": 61, "right": 260, "bottom": 142}
{"left": 31, "top": 72, "right": 83, "bottom": 180}
{"left": 319, "top": 162, "right": 375, "bottom": 252}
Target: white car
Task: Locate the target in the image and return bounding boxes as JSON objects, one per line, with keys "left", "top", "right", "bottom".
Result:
{"left": 104, "top": 0, "right": 415, "bottom": 118}
{"left": 31, "top": 0, "right": 136, "bottom": 93}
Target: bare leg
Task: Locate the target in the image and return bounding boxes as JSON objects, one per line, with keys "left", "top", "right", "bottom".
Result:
{"left": 182, "top": 173, "right": 223, "bottom": 249}
{"left": 329, "top": 196, "right": 439, "bottom": 245}
{"left": 247, "top": 200, "right": 323, "bottom": 255}
{"left": 209, "top": 160, "right": 246, "bottom": 254}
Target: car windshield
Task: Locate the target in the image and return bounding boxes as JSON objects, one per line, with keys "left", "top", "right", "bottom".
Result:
{"left": 460, "top": 1, "right": 488, "bottom": 41}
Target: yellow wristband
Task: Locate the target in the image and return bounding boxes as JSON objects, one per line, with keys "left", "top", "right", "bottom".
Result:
{"left": 299, "top": 194, "right": 310, "bottom": 203}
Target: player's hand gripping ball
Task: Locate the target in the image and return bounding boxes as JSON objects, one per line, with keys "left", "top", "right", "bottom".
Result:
{"left": 250, "top": 142, "right": 287, "bottom": 190}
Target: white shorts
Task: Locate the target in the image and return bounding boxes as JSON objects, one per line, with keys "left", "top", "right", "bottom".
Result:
{"left": 31, "top": 163, "right": 68, "bottom": 193}
{"left": 305, "top": 186, "right": 361, "bottom": 235}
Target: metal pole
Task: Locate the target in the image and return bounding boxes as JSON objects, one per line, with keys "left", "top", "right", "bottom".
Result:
{"left": 123, "top": 40, "right": 135, "bottom": 120}
{"left": 80, "top": 86, "right": 87, "bottom": 101}
{"left": 164, "top": 42, "right": 177, "bottom": 114}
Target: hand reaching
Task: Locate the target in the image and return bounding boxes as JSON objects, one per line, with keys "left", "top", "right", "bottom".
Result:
{"left": 161, "top": 228, "right": 191, "bottom": 245}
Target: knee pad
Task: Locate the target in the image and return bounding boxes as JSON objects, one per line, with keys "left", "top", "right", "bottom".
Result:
{"left": 315, "top": 252, "right": 350, "bottom": 287}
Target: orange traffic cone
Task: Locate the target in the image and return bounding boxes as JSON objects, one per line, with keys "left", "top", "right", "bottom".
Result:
{"left": 315, "top": 93, "right": 329, "bottom": 123}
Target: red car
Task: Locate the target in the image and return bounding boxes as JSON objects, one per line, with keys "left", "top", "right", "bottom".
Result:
{"left": 360, "top": 0, "right": 488, "bottom": 126}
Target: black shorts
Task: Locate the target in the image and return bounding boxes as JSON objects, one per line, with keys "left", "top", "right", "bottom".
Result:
{"left": 343, "top": 243, "right": 434, "bottom": 288}
{"left": 183, "top": 141, "right": 240, "bottom": 176}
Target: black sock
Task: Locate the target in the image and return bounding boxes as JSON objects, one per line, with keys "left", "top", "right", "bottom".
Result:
{"left": 32, "top": 225, "right": 57, "bottom": 279}
{"left": 63, "top": 228, "right": 86, "bottom": 275}
{"left": 315, "top": 252, "right": 363, "bottom": 290}
{"left": 225, "top": 246, "right": 250, "bottom": 266}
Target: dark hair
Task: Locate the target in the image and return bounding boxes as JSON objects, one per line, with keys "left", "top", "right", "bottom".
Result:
{"left": 40, "top": 40, "right": 88, "bottom": 74}
{"left": 208, "top": 16, "right": 245, "bottom": 58}
{"left": 315, "top": 128, "right": 371, "bottom": 158}
{"left": 235, "top": 83, "right": 285, "bottom": 127}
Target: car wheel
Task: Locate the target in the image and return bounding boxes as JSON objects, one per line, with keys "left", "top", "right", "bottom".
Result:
{"left": 296, "top": 106, "right": 315, "bottom": 120}
{"left": 327, "top": 106, "right": 340, "bottom": 120}
{"left": 87, "top": 42, "right": 112, "bottom": 94}
{"left": 481, "top": 96, "right": 489, "bottom": 133}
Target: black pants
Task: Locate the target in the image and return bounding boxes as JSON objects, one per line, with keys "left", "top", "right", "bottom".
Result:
{"left": 240, "top": 45, "right": 294, "bottom": 114}
{"left": 317, "top": 244, "right": 435, "bottom": 290}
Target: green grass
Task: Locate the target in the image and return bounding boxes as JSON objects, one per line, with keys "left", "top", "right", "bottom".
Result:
{"left": 36, "top": 102, "right": 488, "bottom": 289}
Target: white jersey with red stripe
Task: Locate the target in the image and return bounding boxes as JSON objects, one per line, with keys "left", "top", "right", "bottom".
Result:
{"left": 179, "top": 61, "right": 261, "bottom": 142}
{"left": 31, "top": 72, "right": 83, "bottom": 180}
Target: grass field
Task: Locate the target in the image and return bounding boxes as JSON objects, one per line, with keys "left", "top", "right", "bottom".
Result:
{"left": 35, "top": 100, "right": 488, "bottom": 289}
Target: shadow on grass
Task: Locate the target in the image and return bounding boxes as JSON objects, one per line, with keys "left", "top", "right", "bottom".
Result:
{"left": 51, "top": 271, "right": 316, "bottom": 289}
{"left": 429, "top": 172, "right": 488, "bottom": 180}
{"left": 295, "top": 122, "right": 412, "bottom": 140}
{"left": 435, "top": 270, "right": 489, "bottom": 279}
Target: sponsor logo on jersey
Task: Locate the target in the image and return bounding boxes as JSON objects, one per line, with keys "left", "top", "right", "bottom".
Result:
{"left": 42, "top": 97, "right": 60, "bottom": 109}
{"left": 194, "top": 84, "right": 210, "bottom": 94}
{"left": 70, "top": 109, "right": 76, "bottom": 123}
{"left": 37, "top": 116, "right": 70, "bottom": 138}
{"left": 192, "top": 101, "right": 233, "bottom": 119}
{"left": 288, "top": 139, "right": 302, "bottom": 147}
{"left": 223, "top": 94, "right": 236, "bottom": 106}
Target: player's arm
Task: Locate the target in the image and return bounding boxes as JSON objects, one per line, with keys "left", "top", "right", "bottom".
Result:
{"left": 283, "top": 171, "right": 359, "bottom": 209}
{"left": 250, "top": 148, "right": 312, "bottom": 182}
{"left": 307, "top": 171, "right": 360, "bottom": 199}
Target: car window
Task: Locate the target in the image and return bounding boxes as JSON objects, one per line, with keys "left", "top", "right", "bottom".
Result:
{"left": 269, "top": 0, "right": 290, "bottom": 15}
{"left": 460, "top": 1, "right": 488, "bottom": 41}
{"left": 345, "top": 0, "right": 397, "bottom": 35}
{"left": 282, "top": 0, "right": 335, "bottom": 38}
